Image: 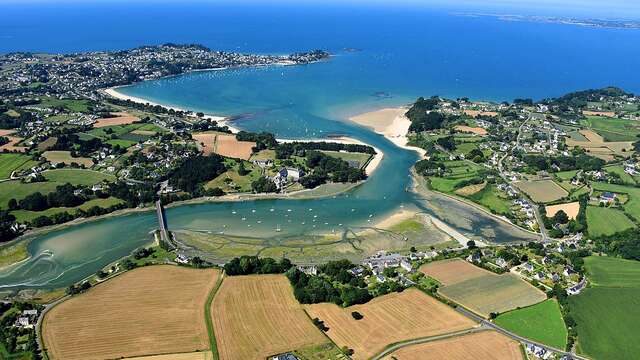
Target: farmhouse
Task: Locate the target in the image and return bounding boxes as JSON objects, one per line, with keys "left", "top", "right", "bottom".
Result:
{"left": 599, "top": 192, "right": 617, "bottom": 204}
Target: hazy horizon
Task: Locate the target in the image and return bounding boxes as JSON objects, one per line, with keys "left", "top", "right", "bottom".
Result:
{"left": 0, "top": 0, "right": 639, "bottom": 19}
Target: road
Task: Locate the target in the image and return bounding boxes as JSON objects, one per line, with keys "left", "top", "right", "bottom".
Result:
{"left": 455, "top": 307, "right": 589, "bottom": 360}
{"left": 497, "top": 116, "right": 549, "bottom": 242}
{"left": 369, "top": 304, "right": 588, "bottom": 360}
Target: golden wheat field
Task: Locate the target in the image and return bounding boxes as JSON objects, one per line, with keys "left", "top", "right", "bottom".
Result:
{"left": 305, "top": 288, "right": 476, "bottom": 360}
{"left": 382, "top": 330, "right": 523, "bottom": 360}
{"left": 419, "top": 258, "right": 491, "bottom": 285}
{"left": 211, "top": 274, "right": 328, "bottom": 360}
{"left": 43, "top": 266, "right": 219, "bottom": 360}
{"left": 421, "top": 259, "right": 546, "bottom": 317}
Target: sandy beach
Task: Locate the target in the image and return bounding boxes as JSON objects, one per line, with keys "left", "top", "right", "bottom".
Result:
{"left": 349, "top": 107, "right": 427, "bottom": 157}
{"left": 103, "top": 87, "right": 240, "bottom": 133}
{"left": 374, "top": 209, "right": 417, "bottom": 229}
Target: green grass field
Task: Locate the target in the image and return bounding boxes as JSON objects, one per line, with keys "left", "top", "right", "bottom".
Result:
{"left": 604, "top": 165, "right": 636, "bottom": 185}
{"left": 0, "top": 169, "right": 115, "bottom": 209}
{"left": 570, "top": 256, "right": 640, "bottom": 360}
{"left": 515, "top": 180, "right": 568, "bottom": 203}
{"left": 320, "top": 150, "right": 372, "bottom": 170}
{"left": 43, "top": 169, "right": 115, "bottom": 185}
{"left": 39, "top": 97, "right": 91, "bottom": 113}
{"left": 580, "top": 116, "right": 640, "bottom": 142}
{"left": 554, "top": 169, "right": 578, "bottom": 181}
{"left": 583, "top": 256, "right": 640, "bottom": 288}
{"left": 591, "top": 182, "right": 640, "bottom": 220}
{"left": 0, "top": 153, "right": 39, "bottom": 179}
{"left": 11, "top": 197, "right": 124, "bottom": 223}
{"left": 428, "top": 160, "right": 483, "bottom": 193}
{"left": 495, "top": 299, "right": 567, "bottom": 349}
{"left": 467, "top": 184, "right": 511, "bottom": 215}
{"left": 42, "top": 150, "right": 94, "bottom": 167}
{"left": 586, "top": 206, "right": 636, "bottom": 237}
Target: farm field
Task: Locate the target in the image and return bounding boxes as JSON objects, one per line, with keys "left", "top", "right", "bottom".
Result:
{"left": 42, "top": 151, "right": 94, "bottom": 167}
{"left": 305, "top": 288, "right": 476, "bottom": 360}
{"left": 321, "top": 150, "right": 372, "bottom": 169}
{"left": 428, "top": 160, "right": 483, "bottom": 193}
{"left": 466, "top": 184, "right": 511, "bottom": 215}
{"left": 194, "top": 133, "right": 255, "bottom": 160}
{"left": 126, "top": 351, "right": 213, "bottom": 360}
{"left": 126, "top": 351, "right": 214, "bottom": 360}
{"left": 545, "top": 202, "right": 580, "bottom": 220}
{"left": 514, "top": 180, "right": 568, "bottom": 203}
{"left": 591, "top": 182, "right": 640, "bottom": 219}
{"left": 93, "top": 112, "right": 140, "bottom": 127}
{"left": 38, "top": 97, "right": 90, "bottom": 113}
{"left": 554, "top": 169, "right": 578, "bottom": 181}
{"left": 211, "top": 274, "right": 328, "bottom": 360}
{"left": 586, "top": 206, "right": 636, "bottom": 237}
{"left": 454, "top": 124, "right": 488, "bottom": 136}
{"left": 420, "top": 259, "right": 546, "bottom": 317}
{"left": 419, "top": 258, "right": 489, "bottom": 285}
{"left": 495, "top": 299, "right": 567, "bottom": 349}
{"left": 43, "top": 168, "right": 115, "bottom": 185}
{"left": 580, "top": 116, "right": 640, "bottom": 142}
{"left": 43, "top": 266, "right": 219, "bottom": 360}
{"left": 0, "top": 153, "right": 38, "bottom": 179}
{"left": 570, "top": 256, "right": 640, "bottom": 360}
{"left": 382, "top": 330, "right": 522, "bottom": 360}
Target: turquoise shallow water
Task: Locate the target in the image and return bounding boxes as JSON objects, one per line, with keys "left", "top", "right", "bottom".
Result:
{"left": 1, "top": 3, "right": 640, "bottom": 290}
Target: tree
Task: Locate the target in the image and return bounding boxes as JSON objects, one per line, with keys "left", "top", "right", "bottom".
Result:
{"left": 466, "top": 240, "right": 476, "bottom": 249}
{"left": 7, "top": 198, "right": 17, "bottom": 210}
{"left": 351, "top": 311, "right": 364, "bottom": 320}
{"left": 382, "top": 267, "right": 397, "bottom": 278}
{"left": 237, "top": 161, "right": 250, "bottom": 176}
{"left": 251, "top": 177, "right": 278, "bottom": 193}
{"left": 553, "top": 210, "right": 569, "bottom": 224}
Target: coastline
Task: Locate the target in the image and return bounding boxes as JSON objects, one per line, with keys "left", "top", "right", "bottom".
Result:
{"left": 103, "top": 86, "right": 241, "bottom": 133}
{"left": 105, "top": 86, "right": 384, "bottom": 176}
{"left": 277, "top": 137, "right": 383, "bottom": 176}
{"left": 348, "top": 107, "right": 427, "bottom": 158}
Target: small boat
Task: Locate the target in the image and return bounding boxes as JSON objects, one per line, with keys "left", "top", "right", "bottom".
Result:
{"left": 275, "top": 224, "right": 281, "bottom": 232}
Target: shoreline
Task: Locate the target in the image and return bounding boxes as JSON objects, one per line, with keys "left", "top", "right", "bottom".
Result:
{"left": 105, "top": 86, "right": 385, "bottom": 176}
{"left": 348, "top": 107, "right": 427, "bottom": 158}
{"left": 277, "top": 136, "right": 383, "bottom": 176}
{"left": 103, "top": 87, "right": 241, "bottom": 133}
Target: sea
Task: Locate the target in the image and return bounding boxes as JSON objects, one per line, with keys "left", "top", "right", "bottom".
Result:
{"left": 1, "top": 0, "right": 640, "bottom": 290}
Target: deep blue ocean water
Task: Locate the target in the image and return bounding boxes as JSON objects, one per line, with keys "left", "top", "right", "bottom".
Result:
{"left": 2, "top": 1, "right": 640, "bottom": 289}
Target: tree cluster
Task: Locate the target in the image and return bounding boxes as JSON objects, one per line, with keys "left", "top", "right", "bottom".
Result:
{"left": 236, "top": 131, "right": 278, "bottom": 152}
{"left": 223, "top": 256, "right": 293, "bottom": 275}
{"left": 168, "top": 154, "right": 226, "bottom": 193}
{"left": 275, "top": 141, "right": 375, "bottom": 159}
{"left": 286, "top": 259, "right": 372, "bottom": 307}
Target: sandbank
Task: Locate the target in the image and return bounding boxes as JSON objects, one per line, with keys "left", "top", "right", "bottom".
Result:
{"left": 349, "top": 107, "right": 427, "bottom": 157}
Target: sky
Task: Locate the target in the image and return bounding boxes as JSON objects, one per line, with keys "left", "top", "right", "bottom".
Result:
{"left": 0, "top": 0, "right": 638, "bottom": 18}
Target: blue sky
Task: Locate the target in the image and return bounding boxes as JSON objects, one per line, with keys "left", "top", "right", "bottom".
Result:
{"left": 1, "top": 0, "right": 638, "bottom": 19}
